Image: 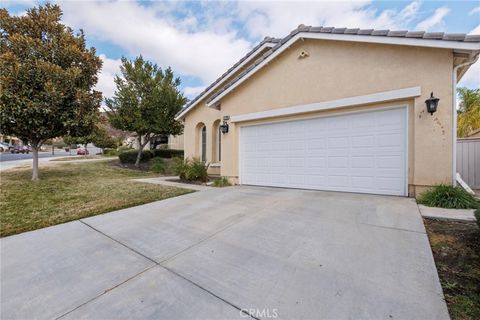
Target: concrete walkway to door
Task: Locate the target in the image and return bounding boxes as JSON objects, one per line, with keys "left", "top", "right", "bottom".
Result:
{"left": 0, "top": 187, "right": 449, "bottom": 319}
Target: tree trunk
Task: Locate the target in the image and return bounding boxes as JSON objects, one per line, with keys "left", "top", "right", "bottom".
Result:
{"left": 32, "top": 144, "right": 39, "bottom": 181}
{"left": 135, "top": 136, "right": 143, "bottom": 168}
{"left": 84, "top": 143, "right": 88, "bottom": 157}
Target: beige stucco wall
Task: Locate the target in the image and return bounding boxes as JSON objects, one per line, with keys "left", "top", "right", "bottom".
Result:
{"left": 184, "top": 39, "right": 454, "bottom": 195}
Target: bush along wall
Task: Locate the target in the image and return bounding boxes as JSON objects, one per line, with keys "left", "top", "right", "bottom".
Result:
{"left": 152, "top": 149, "right": 184, "bottom": 158}
{"left": 118, "top": 150, "right": 154, "bottom": 164}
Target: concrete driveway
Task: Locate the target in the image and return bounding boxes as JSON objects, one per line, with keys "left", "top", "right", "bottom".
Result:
{"left": 1, "top": 187, "right": 449, "bottom": 319}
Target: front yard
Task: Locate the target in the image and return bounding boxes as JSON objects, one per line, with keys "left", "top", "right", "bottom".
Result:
{"left": 425, "top": 218, "right": 480, "bottom": 320}
{"left": 0, "top": 160, "right": 192, "bottom": 237}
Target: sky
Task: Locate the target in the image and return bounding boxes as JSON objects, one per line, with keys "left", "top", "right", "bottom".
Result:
{"left": 2, "top": 0, "right": 480, "bottom": 103}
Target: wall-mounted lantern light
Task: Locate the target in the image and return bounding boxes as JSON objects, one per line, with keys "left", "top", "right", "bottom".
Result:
{"left": 220, "top": 121, "right": 229, "bottom": 134}
{"left": 425, "top": 92, "right": 440, "bottom": 115}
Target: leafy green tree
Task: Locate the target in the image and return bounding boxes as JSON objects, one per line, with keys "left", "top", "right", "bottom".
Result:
{"left": 91, "top": 127, "right": 117, "bottom": 152}
{"left": 106, "top": 56, "right": 186, "bottom": 167}
{"left": 457, "top": 87, "right": 480, "bottom": 138}
{"left": 64, "top": 126, "right": 116, "bottom": 154}
{"left": 0, "top": 4, "right": 102, "bottom": 180}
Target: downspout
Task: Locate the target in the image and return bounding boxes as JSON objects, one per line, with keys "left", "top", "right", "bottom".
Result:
{"left": 451, "top": 54, "right": 478, "bottom": 185}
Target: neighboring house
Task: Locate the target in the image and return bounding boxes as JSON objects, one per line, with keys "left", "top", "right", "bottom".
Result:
{"left": 176, "top": 25, "right": 480, "bottom": 196}
{"left": 0, "top": 134, "right": 20, "bottom": 145}
{"left": 129, "top": 134, "right": 184, "bottom": 150}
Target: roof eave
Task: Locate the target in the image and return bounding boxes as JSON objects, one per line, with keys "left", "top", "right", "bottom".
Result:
{"left": 175, "top": 41, "right": 277, "bottom": 120}
{"left": 206, "top": 32, "right": 480, "bottom": 107}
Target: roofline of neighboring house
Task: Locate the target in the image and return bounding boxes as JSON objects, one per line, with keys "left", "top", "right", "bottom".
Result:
{"left": 175, "top": 39, "right": 279, "bottom": 120}
{"left": 206, "top": 27, "right": 480, "bottom": 107}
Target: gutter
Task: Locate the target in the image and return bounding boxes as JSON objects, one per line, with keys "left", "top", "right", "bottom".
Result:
{"left": 451, "top": 54, "right": 479, "bottom": 185}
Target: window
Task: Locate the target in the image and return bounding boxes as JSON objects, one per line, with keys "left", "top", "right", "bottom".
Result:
{"left": 201, "top": 126, "right": 206, "bottom": 162}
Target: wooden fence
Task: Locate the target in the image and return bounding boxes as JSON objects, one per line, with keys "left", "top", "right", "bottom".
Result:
{"left": 457, "top": 138, "right": 480, "bottom": 189}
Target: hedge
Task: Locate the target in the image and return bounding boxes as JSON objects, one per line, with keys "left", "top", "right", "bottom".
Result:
{"left": 118, "top": 150, "right": 154, "bottom": 164}
{"left": 152, "top": 149, "right": 184, "bottom": 158}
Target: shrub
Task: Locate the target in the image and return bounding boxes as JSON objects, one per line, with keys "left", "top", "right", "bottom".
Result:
{"left": 172, "top": 157, "right": 188, "bottom": 180}
{"left": 118, "top": 150, "right": 154, "bottom": 164}
{"left": 118, "top": 146, "right": 134, "bottom": 152}
{"left": 152, "top": 149, "right": 184, "bottom": 159}
{"left": 186, "top": 158, "right": 209, "bottom": 182}
{"left": 151, "top": 157, "right": 166, "bottom": 174}
{"left": 212, "top": 177, "right": 231, "bottom": 187}
{"left": 103, "top": 148, "right": 119, "bottom": 156}
{"left": 172, "top": 157, "right": 209, "bottom": 182}
{"left": 417, "top": 184, "right": 480, "bottom": 209}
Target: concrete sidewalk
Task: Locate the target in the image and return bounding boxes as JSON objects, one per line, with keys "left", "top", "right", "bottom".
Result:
{"left": 1, "top": 187, "right": 449, "bottom": 319}
{"left": 419, "top": 204, "right": 476, "bottom": 222}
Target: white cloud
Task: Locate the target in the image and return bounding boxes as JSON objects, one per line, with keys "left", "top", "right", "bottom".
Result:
{"left": 95, "top": 54, "right": 121, "bottom": 100}
{"left": 60, "top": 1, "right": 252, "bottom": 83}
{"left": 469, "top": 6, "right": 480, "bottom": 15}
{"left": 237, "top": 1, "right": 422, "bottom": 39}
{"left": 416, "top": 7, "right": 450, "bottom": 31}
{"left": 469, "top": 24, "right": 480, "bottom": 35}
{"left": 184, "top": 86, "right": 207, "bottom": 99}
{"left": 458, "top": 25, "right": 480, "bottom": 90}
{"left": 458, "top": 60, "right": 480, "bottom": 89}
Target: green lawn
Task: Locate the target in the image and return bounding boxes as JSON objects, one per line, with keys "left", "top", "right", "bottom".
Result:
{"left": 0, "top": 160, "right": 192, "bottom": 237}
{"left": 425, "top": 219, "right": 480, "bottom": 320}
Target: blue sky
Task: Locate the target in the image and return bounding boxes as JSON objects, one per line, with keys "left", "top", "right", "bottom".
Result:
{"left": 3, "top": 1, "right": 480, "bottom": 101}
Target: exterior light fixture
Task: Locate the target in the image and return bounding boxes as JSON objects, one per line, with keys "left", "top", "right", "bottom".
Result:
{"left": 425, "top": 92, "right": 440, "bottom": 115}
{"left": 220, "top": 121, "right": 229, "bottom": 134}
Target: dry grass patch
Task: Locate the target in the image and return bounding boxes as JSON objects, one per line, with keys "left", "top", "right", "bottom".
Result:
{"left": 0, "top": 160, "right": 192, "bottom": 237}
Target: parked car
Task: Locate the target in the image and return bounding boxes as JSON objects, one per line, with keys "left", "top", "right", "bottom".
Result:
{"left": 77, "top": 148, "right": 89, "bottom": 155}
{"left": 0, "top": 142, "right": 11, "bottom": 152}
{"left": 10, "top": 145, "right": 30, "bottom": 154}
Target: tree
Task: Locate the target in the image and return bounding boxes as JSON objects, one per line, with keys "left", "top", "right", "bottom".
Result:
{"left": 91, "top": 127, "right": 116, "bottom": 152}
{"left": 457, "top": 87, "right": 480, "bottom": 138}
{"left": 0, "top": 4, "right": 102, "bottom": 180}
{"left": 64, "top": 126, "right": 116, "bottom": 154}
{"left": 106, "top": 56, "right": 186, "bottom": 167}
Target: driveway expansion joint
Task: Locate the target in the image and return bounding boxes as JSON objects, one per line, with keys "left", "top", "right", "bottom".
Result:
{"left": 77, "top": 219, "right": 257, "bottom": 319}
{"left": 359, "top": 221, "right": 426, "bottom": 234}
{"left": 161, "top": 265, "right": 260, "bottom": 320}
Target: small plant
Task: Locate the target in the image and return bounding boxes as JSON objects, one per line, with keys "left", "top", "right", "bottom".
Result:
{"left": 417, "top": 184, "right": 480, "bottom": 209}
{"left": 172, "top": 157, "right": 189, "bottom": 180}
{"left": 212, "top": 177, "right": 231, "bottom": 187}
{"left": 185, "top": 158, "right": 209, "bottom": 182}
{"left": 151, "top": 157, "right": 166, "bottom": 174}
{"left": 171, "top": 157, "right": 209, "bottom": 182}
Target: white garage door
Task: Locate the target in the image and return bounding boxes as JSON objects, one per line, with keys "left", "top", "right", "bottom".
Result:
{"left": 239, "top": 107, "right": 407, "bottom": 196}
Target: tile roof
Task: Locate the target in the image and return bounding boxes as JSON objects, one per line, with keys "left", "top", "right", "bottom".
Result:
{"left": 177, "top": 25, "right": 480, "bottom": 118}
{"left": 204, "top": 25, "right": 480, "bottom": 105}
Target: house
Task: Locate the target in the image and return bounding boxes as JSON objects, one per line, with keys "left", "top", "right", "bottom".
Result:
{"left": 176, "top": 25, "right": 480, "bottom": 196}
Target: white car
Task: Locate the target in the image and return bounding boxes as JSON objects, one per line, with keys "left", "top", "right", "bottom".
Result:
{"left": 0, "top": 143, "right": 11, "bottom": 152}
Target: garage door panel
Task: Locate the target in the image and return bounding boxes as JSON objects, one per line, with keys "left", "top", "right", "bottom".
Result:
{"left": 240, "top": 107, "right": 407, "bottom": 196}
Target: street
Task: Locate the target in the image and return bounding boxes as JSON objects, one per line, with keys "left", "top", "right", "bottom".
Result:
{"left": 0, "top": 151, "right": 70, "bottom": 162}
{"left": 0, "top": 145, "right": 102, "bottom": 162}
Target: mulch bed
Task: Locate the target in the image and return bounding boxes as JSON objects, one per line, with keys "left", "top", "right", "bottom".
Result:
{"left": 165, "top": 178, "right": 208, "bottom": 185}
{"left": 424, "top": 218, "right": 480, "bottom": 320}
